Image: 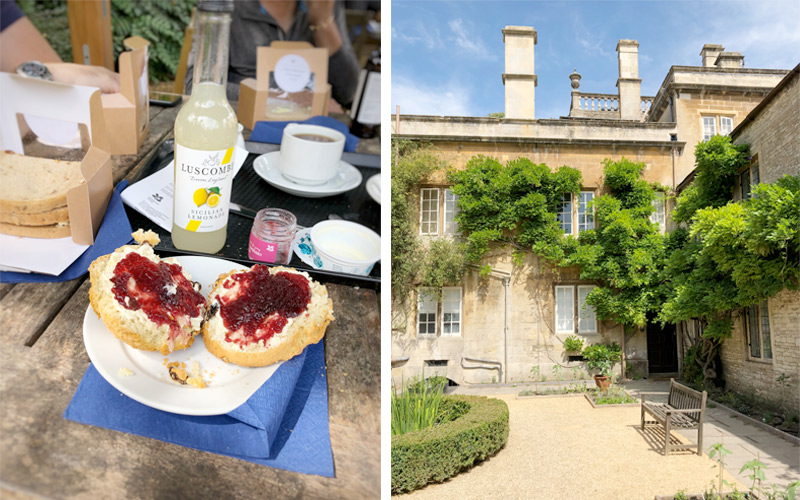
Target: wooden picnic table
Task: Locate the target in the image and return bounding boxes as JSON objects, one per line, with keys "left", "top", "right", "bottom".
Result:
{"left": 0, "top": 103, "right": 381, "bottom": 500}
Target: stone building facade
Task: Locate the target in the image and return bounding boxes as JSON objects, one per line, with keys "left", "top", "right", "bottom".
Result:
{"left": 719, "top": 65, "right": 800, "bottom": 413}
{"left": 391, "top": 26, "right": 791, "bottom": 390}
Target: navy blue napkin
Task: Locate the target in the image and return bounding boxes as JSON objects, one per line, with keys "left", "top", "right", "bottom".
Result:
{"left": 64, "top": 341, "right": 333, "bottom": 477}
{"left": 0, "top": 180, "right": 134, "bottom": 283}
{"left": 250, "top": 116, "right": 360, "bottom": 152}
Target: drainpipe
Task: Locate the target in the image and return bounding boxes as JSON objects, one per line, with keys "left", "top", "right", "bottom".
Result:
{"left": 503, "top": 277, "right": 510, "bottom": 384}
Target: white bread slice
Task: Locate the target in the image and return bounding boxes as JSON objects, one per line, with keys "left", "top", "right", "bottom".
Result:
{"left": 0, "top": 206, "right": 69, "bottom": 226}
{"left": 202, "top": 266, "right": 334, "bottom": 367}
{"left": 88, "top": 231, "right": 205, "bottom": 355}
{"left": 0, "top": 221, "right": 71, "bottom": 238}
{"left": 0, "top": 151, "right": 85, "bottom": 214}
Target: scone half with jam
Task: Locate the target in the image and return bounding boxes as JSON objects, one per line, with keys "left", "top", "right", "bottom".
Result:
{"left": 202, "top": 265, "right": 334, "bottom": 367}
{"left": 88, "top": 230, "right": 206, "bottom": 355}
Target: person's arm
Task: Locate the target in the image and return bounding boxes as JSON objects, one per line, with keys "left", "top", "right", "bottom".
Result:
{"left": 307, "top": 2, "right": 359, "bottom": 108}
{"left": 0, "top": 16, "right": 61, "bottom": 71}
{"left": 1, "top": 9, "right": 120, "bottom": 93}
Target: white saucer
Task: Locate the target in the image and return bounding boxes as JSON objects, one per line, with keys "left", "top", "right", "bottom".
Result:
{"left": 253, "top": 151, "right": 363, "bottom": 198}
{"left": 366, "top": 174, "right": 381, "bottom": 204}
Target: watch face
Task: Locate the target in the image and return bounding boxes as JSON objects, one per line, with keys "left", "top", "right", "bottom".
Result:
{"left": 17, "top": 61, "right": 52, "bottom": 80}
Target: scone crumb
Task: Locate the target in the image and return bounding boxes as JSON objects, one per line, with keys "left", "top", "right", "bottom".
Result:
{"left": 132, "top": 229, "right": 160, "bottom": 246}
{"left": 187, "top": 361, "right": 206, "bottom": 388}
{"left": 167, "top": 361, "right": 189, "bottom": 384}
{"left": 118, "top": 367, "right": 135, "bottom": 377}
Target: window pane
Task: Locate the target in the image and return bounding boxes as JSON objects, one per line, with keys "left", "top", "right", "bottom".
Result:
{"left": 418, "top": 288, "right": 438, "bottom": 335}
{"left": 751, "top": 164, "right": 760, "bottom": 187}
{"left": 741, "top": 170, "right": 751, "bottom": 200}
{"left": 442, "top": 287, "right": 462, "bottom": 335}
{"left": 444, "top": 189, "right": 460, "bottom": 235}
{"left": 578, "top": 286, "right": 597, "bottom": 333}
{"left": 760, "top": 300, "right": 772, "bottom": 359}
{"left": 748, "top": 304, "right": 760, "bottom": 358}
{"left": 720, "top": 117, "right": 733, "bottom": 135}
{"left": 702, "top": 117, "right": 716, "bottom": 141}
{"left": 420, "top": 189, "right": 440, "bottom": 235}
{"left": 578, "top": 192, "right": 594, "bottom": 232}
{"left": 650, "top": 192, "right": 666, "bottom": 232}
{"left": 555, "top": 286, "right": 574, "bottom": 333}
{"left": 557, "top": 194, "right": 573, "bottom": 234}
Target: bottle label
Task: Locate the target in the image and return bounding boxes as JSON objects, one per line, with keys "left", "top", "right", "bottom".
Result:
{"left": 174, "top": 143, "right": 235, "bottom": 233}
{"left": 356, "top": 72, "right": 381, "bottom": 125}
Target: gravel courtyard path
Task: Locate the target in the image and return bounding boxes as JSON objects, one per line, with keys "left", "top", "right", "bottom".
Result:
{"left": 398, "top": 394, "right": 743, "bottom": 500}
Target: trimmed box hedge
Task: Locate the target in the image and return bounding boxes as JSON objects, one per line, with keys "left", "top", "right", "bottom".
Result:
{"left": 391, "top": 395, "right": 509, "bottom": 494}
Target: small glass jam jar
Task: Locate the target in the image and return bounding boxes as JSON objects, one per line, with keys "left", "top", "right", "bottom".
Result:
{"left": 248, "top": 208, "right": 297, "bottom": 265}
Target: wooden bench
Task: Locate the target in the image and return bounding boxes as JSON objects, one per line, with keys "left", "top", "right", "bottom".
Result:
{"left": 640, "top": 378, "right": 707, "bottom": 456}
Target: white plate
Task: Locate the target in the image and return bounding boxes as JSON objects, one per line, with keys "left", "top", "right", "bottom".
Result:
{"left": 82, "top": 255, "right": 282, "bottom": 416}
{"left": 366, "top": 174, "right": 381, "bottom": 204}
{"left": 253, "top": 151, "right": 362, "bottom": 198}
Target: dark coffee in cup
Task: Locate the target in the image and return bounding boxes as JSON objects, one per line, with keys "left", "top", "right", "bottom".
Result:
{"left": 294, "top": 133, "right": 336, "bottom": 143}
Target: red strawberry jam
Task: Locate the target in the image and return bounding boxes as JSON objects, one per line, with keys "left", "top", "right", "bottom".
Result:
{"left": 217, "top": 266, "right": 311, "bottom": 347}
{"left": 111, "top": 252, "right": 205, "bottom": 336}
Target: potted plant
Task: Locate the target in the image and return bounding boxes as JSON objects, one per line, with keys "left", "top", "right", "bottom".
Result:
{"left": 563, "top": 335, "right": 584, "bottom": 355}
{"left": 582, "top": 343, "right": 622, "bottom": 391}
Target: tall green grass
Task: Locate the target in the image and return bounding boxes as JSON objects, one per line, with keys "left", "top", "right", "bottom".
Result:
{"left": 391, "top": 379, "right": 445, "bottom": 436}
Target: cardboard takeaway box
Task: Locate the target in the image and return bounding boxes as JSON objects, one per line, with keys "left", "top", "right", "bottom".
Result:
{"left": 101, "top": 36, "right": 150, "bottom": 154}
{"left": 0, "top": 73, "right": 113, "bottom": 245}
{"left": 238, "top": 41, "right": 332, "bottom": 129}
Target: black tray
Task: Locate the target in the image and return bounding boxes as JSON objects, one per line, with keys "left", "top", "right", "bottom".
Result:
{"left": 124, "top": 144, "right": 381, "bottom": 290}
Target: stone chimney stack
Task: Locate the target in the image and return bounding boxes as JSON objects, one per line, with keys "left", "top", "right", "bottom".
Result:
{"left": 616, "top": 39, "right": 641, "bottom": 121}
{"left": 715, "top": 52, "right": 745, "bottom": 68}
{"left": 502, "top": 26, "right": 537, "bottom": 119}
{"left": 700, "top": 44, "right": 724, "bottom": 67}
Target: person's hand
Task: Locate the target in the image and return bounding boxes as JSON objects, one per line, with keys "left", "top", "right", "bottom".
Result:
{"left": 45, "top": 63, "right": 121, "bottom": 94}
{"left": 306, "top": 1, "right": 335, "bottom": 27}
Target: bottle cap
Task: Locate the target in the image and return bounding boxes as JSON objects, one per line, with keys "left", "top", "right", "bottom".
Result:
{"left": 197, "top": 0, "right": 234, "bottom": 13}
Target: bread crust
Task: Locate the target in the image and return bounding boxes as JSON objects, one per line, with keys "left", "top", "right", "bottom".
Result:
{"left": 0, "top": 151, "right": 84, "bottom": 214}
{"left": 202, "top": 267, "right": 334, "bottom": 367}
{"left": 88, "top": 244, "right": 201, "bottom": 355}
{"left": 0, "top": 206, "right": 69, "bottom": 226}
{"left": 0, "top": 221, "right": 71, "bottom": 238}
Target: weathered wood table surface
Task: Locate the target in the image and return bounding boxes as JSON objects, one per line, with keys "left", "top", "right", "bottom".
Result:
{"left": 0, "top": 104, "right": 381, "bottom": 500}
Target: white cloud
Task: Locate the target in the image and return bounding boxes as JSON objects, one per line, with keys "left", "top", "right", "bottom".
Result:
{"left": 391, "top": 21, "right": 444, "bottom": 51}
{"left": 391, "top": 77, "right": 472, "bottom": 117}
{"left": 448, "top": 18, "right": 494, "bottom": 59}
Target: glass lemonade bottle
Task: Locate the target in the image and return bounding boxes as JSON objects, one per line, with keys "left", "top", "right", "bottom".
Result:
{"left": 172, "top": 0, "right": 237, "bottom": 253}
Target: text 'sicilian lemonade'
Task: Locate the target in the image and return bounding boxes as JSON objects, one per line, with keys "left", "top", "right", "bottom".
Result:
{"left": 171, "top": 2, "right": 236, "bottom": 254}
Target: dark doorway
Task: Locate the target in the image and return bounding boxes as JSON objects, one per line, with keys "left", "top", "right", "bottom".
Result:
{"left": 646, "top": 321, "right": 679, "bottom": 373}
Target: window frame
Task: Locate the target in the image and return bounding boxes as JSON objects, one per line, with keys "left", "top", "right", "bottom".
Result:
{"left": 577, "top": 191, "right": 595, "bottom": 233}
{"left": 557, "top": 193, "right": 573, "bottom": 235}
{"left": 702, "top": 116, "right": 717, "bottom": 141}
{"left": 441, "top": 286, "right": 462, "bottom": 336}
{"left": 416, "top": 287, "right": 463, "bottom": 338}
{"left": 650, "top": 191, "right": 667, "bottom": 233}
{"left": 419, "top": 188, "right": 440, "bottom": 235}
{"left": 719, "top": 116, "right": 734, "bottom": 136}
{"left": 555, "top": 284, "right": 599, "bottom": 335}
{"left": 417, "top": 287, "right": 438, "bottom": 337}
{"left": 419, "top": 187, "right": 460, "bottom": 236}
{"left": 738, "top": 155, "right": 760, "bottom": 201}
{"left": 744, "top": 300, "right": 773, "bottom": 363}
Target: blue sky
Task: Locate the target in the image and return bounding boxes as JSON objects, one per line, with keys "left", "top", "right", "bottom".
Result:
{"left": 391, "top": 1, "right": 800, "bottom": 119}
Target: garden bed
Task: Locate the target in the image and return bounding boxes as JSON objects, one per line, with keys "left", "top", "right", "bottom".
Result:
{"left": 584, "top": 386, "right": 639, "bottom": 408}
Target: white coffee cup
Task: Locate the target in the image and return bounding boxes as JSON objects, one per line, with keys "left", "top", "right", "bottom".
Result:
{"left": 278, "top": 124, "right": 346, "bottom": 185}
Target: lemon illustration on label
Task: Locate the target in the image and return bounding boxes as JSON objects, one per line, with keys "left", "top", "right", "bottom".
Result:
{"left": 207, "top": 187, "right": 221, "bottom": 208}
{"left": 193, "top": 188, "right": 208, "bottom": 207}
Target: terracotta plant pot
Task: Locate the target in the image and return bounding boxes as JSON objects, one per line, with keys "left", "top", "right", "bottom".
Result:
{"left": 594, "top": 375, "right": 611, "bottom": 392}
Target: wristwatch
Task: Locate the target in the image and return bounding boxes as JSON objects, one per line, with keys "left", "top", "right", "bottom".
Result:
{"left": 16, "top": 61, "right": 53, "bottom": 81}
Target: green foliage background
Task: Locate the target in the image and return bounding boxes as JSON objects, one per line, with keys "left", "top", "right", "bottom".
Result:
{"left": 18, "top": 0, "right": 195, "bottom": 83}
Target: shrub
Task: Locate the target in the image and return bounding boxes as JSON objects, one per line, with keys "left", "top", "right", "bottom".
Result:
{"left": 563, "top": 335, "right": 584, "bottom": 352}
{"left": 582, "top": 343, "right": 622, "bottom": 376}
{"left": 392, "top": 395, "right": 509, "bottom": 494}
